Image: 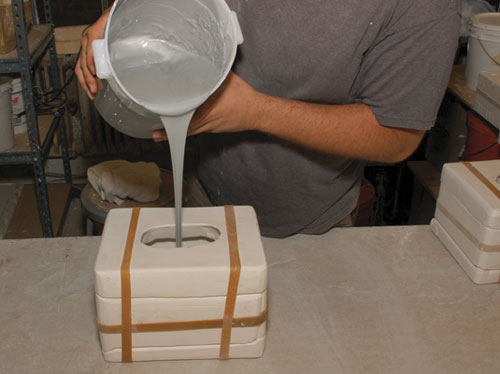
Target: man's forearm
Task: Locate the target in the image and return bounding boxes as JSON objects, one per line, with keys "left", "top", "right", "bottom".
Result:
{"left": 157, "top": 72, "right": 425, "bottom": 161}
{"left": 251, "top": 94, "right": 425, "bottom": 163}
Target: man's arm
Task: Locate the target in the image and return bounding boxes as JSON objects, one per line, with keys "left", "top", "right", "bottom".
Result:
{"left": 153, "top": 72, "right": 424, "bottom": 163}
{"left": 248, "top": 94, "right": 424, "bottom": 163}
{"left": 77, "top": 8, "right": 425, "bottom": 163}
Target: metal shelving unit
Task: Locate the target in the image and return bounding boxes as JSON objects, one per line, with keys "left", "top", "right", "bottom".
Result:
{"left": 0, "top": 0, "right": 73, "bottom": 237}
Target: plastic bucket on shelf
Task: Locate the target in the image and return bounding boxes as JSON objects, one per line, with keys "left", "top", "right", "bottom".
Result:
{"left": 463, "top": 111, "right": 500, "bottom": 161}
{"left": 0, "top": 76, "right": 13, "bottom": 152}
{"left": 465, "top": 13, "right": 500, "bottom": 90}
{"left": 10, "top": 78, "right": 27, "bottom": 134}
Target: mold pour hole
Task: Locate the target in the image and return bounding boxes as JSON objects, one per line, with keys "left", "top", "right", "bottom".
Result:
{"left": 141, "top": 225, "right": 221, "bottom": 249}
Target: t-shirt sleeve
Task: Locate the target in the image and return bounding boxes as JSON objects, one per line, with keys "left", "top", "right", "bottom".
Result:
{"left": 353, "top": 12, "right": 460, "bottom": 130}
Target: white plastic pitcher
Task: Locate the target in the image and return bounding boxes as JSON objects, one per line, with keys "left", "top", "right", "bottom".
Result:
{"left": 92, "top": 0, "right": 243, "bottom": 138}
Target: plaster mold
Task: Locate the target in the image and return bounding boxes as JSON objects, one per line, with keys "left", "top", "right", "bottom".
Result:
{"left": 94, "top": 206, "right": 268, "bottom": 361}
{"left": 432, "top": 160, "right": 500, "bottom": 283}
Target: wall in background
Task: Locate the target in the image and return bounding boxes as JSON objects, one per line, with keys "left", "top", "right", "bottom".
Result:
{"left": 37, "top": 0, "right": 103, "bottom": 27}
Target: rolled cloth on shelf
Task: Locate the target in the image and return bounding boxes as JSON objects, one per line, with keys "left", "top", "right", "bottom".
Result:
{"left": 87, "top": 160, "right": 162, "bottom": 205}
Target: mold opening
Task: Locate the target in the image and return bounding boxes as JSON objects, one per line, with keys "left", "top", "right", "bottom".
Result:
{"left": 141, "top": 225, "right": 221, "bottom": 249}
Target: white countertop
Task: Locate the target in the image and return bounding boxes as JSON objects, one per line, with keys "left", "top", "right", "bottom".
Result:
{"left": 1, "top": 225, "right": 499, "bottom": 373}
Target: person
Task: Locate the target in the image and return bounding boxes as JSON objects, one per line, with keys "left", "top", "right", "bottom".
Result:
{"left": 76, "top": 0, "right": 461, "bottom": 238}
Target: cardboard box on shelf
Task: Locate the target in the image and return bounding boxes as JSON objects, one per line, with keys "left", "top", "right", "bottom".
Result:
{"left": 0, "top": 0, "right": 32, "bottom": 55}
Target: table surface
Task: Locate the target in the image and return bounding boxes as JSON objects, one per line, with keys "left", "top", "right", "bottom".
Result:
{"left": 1, "top": 226, "right": 500, "bottom": 374}
{"left": 448, "top": 64, "right": 476, "bottom": 108}
{"left": 407, "top": 160, "right": 441, "bottom": 200}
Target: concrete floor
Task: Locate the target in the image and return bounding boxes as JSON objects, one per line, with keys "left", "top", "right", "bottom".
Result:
{"left": 61, "top": 195, "right": 86, "bottom": 237}
{"left": 0, "top": 155, "right": 93, "bottom": 239}
{"left": 0, "top": 180, "right": 87, "bottom": 239}
{"left": 0, "top": 183, "right": 22, "bottom": 238}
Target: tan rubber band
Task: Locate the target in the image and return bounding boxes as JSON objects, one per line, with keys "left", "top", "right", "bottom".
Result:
{"left": 98, "top": 304, "right": 268, "bottom": 334}
{"left": 463, "top": 162, "right": 500, "bottom": 200}
{"left": 437, "top": 202, "right": 500, "bottom": 253}
{"left": 120, "top": 208, "right": 141, "bottom": 363}
{"left": 219, "top": 205, "right": 242, "bottom": 359}
{"left": 115, "top": 207, "right": 248, "bottom": 360}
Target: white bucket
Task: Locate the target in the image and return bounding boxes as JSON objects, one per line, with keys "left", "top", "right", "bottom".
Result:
{"left": 466, "top": 13, "right": 500, "bottom": 90}
{"left": 10, "top": 77, "right": 27, "bottom": 134}
{"left": 0, "top": 76, "right": 13, "bottom": 152}
{"left": 93, "top": 0, "right": 243, "bottom": 138}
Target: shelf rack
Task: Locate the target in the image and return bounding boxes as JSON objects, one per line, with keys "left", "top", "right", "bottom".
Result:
{"left": 0, "top": 0, "right": 74, "bottom": 237}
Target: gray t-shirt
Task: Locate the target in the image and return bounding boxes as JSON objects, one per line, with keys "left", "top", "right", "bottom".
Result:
{"left": 198, "top": 0, "right": 460, "bottom": 238}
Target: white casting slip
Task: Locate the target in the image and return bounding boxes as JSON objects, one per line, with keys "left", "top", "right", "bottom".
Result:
{"left": 432, "top": 160, "right": 500, "bottom": 283}
{"left": 92, "top": 0, "right": 244, "bottom": 247}
{"left": 94, "top": 206, "right": 268, "bottom": 362}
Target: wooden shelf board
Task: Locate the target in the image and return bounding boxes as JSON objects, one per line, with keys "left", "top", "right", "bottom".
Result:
{"left": 407, "top": 160, "right": 441, "bottom": 200}
{"left": 448, "top": 65, "right": 476, "bottom": 108}
{"left": 4, "top": 183, "right": 71, "bottom": 239}
{"left": 54, "top": 25, "right": 88, "bottom": 55}
{"left": 0, "top": 24, "right": 52, "bottom": 61}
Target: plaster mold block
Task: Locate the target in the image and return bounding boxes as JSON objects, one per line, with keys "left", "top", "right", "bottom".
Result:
{"left": 433, "top": 160, "right": 500, "bottom": 283}
{"left": 431, "top": 219, "right": 500, "bottom": 284}
{"left": 94, "top": 206, "right": 268, "bottom": 362}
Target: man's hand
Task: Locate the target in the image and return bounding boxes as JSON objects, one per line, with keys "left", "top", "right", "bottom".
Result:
{"left": 152, "top": 72, "right": 262, "bottom": 141}
{"left": 75, "top": 8, "right": 112, "bottom": 99}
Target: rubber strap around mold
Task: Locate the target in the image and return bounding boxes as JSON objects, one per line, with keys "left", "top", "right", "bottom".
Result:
{"left": 219, "top": 205, "right": 241, "bottom": 359}
{"left": 463, "top": 162, "right": 500, "bottom": 200}
{"left": 98, "top": 303, "right": 268, "bottom": 334}
{"left": 437, "top": 202, "right": 500, "bottom": 253}
{"left": 120, "top": 208, "right": 141, "bottom": 363}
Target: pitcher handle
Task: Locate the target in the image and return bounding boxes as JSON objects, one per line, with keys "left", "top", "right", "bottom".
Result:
{"left": 92, "top": 39, "right": 112, "bottom": 79}
{"left": 231, "top": 11, "right": 244, "bottom": 45}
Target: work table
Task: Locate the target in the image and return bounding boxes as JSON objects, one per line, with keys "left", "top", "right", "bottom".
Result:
{"left": 1, "top": 225, "right": 499, "bottom": 373}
